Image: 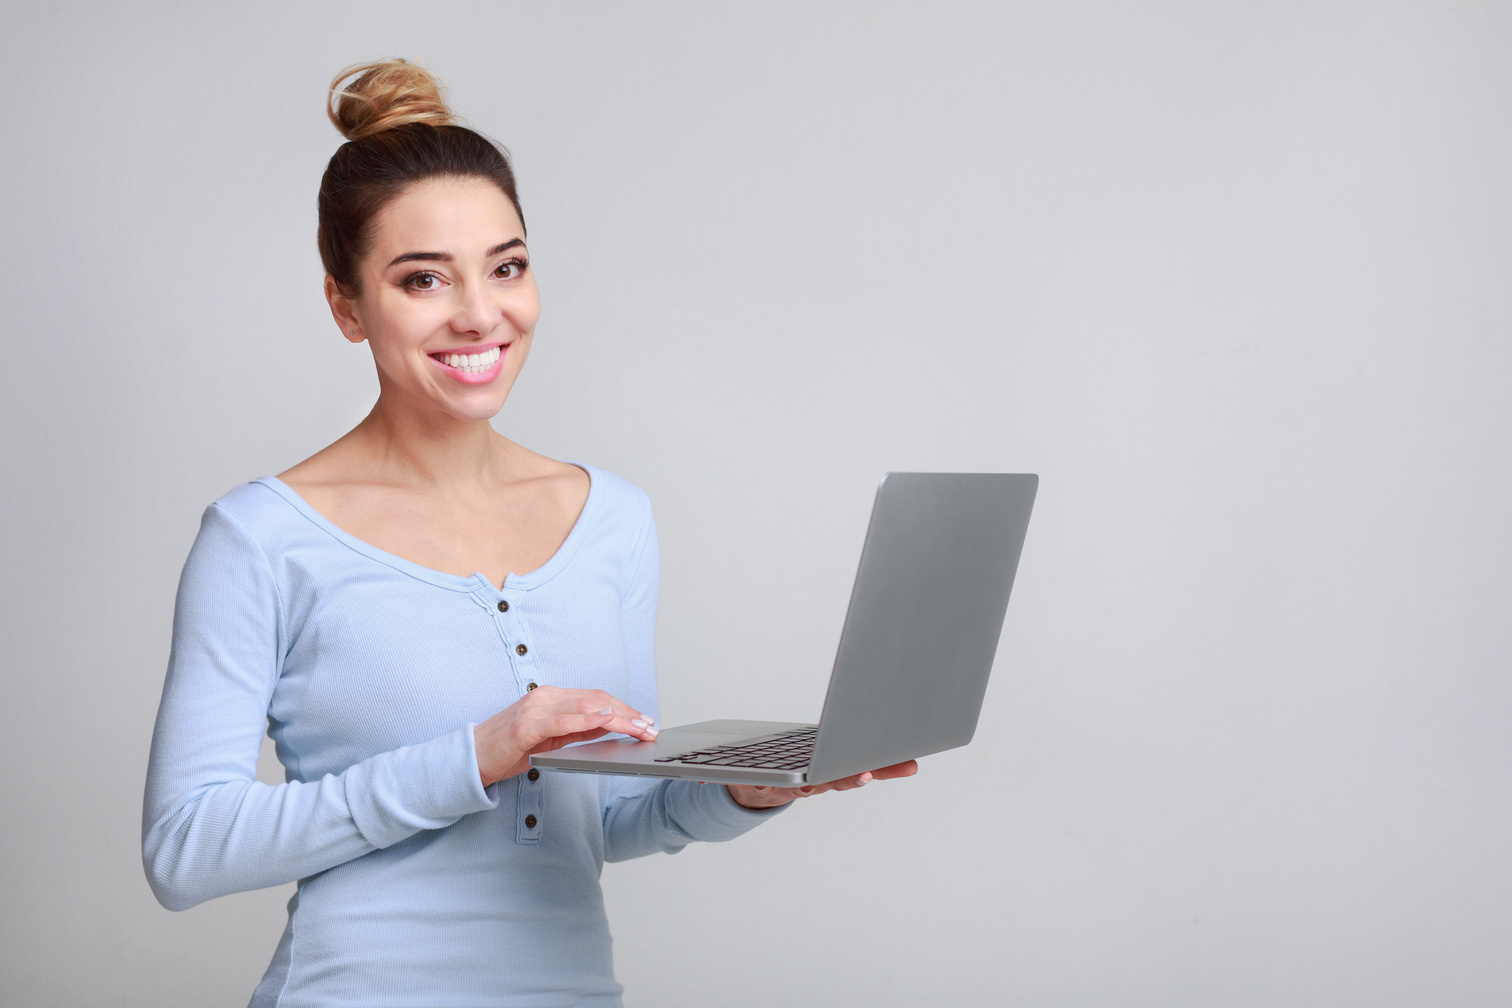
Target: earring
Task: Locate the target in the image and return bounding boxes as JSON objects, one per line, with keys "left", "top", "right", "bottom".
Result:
{"left": 348, "top": 329, "right": 355, "bottom": 336}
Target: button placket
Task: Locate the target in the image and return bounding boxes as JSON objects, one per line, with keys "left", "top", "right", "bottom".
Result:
{"left": 489, "top": 591, "right": 540, "bottom": 698}
{"left": 516, "top": 771, "right": 545, "bottom": 844}
{"left": 489, "top": 590, "right": 545, "bottom": 844}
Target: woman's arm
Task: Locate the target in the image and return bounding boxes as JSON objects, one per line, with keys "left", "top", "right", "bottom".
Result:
{"left": 141, "top": 504, "right": 497, "bottom": 911}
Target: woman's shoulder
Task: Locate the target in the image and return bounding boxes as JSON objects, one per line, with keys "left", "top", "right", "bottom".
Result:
{"left": 574, "top": 460, "right": 651, "bottom": 512}
{"left": 497, "top": 432, "right": 651, "bottom": 517}
{"left": 168, "top": 479, "right": 321, "bottom": 586}
{"left": 207, "top": 476, "right": 299, "bottom": 519}
{"left": 196, "top": 476, "right": 327, "bottom": 550}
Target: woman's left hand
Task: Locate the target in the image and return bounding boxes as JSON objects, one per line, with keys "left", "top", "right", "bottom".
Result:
{"left": 726, "top": 760, "right": 919, "bottom": 810}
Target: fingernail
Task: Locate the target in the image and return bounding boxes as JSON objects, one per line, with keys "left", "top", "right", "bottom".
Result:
{"left": 799, "top": 786, "right": 814, "bottom": 794}
{"left": 643, "top": 727, "right": 659, "bottom": 737}
{"left": 598, "top": 708, "right": 614, "bottom": 716}
{"left": 856, "top": 776, "right": 871, "bottom": 786}
{"left": 631, "top": 719, "right": 651, "bottom": 729}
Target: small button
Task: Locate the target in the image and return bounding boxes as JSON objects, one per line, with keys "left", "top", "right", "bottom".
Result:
{"left": 524, "top": 814, "right": 538, "bottom": 828}
{"left": 527, "top": 768, "right": 540, "bottom": 781}
{"left": 527, "top": 682, "right": 538, "bottom": 691}
{"left": 516, "top": 644, "right": 528, "bottom": 656}
{"left": 496, "top": 600, "right": 509, "bottom": 613}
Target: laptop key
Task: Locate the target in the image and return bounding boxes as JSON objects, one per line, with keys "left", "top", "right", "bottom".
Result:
{"left": 652, "top": 727, "right": 817, "bottom": 767}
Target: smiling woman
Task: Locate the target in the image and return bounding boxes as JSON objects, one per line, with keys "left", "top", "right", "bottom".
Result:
{"left": 140, "top": 59, "right": 904, "bottom": 1008}
{"left": 326, "top": 177, "right": 538, "bottom": 424}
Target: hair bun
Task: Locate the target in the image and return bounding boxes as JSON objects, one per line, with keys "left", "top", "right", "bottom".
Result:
{"left": 329, "top": 59, "right": 454, "bottom": 142}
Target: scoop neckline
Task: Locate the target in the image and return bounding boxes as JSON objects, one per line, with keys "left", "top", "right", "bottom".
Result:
{"left": 253, "top": 463, "right": 598, "bottom": 594}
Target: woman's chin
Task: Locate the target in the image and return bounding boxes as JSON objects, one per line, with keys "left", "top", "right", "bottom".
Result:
{"left": 372, "top": 383, "right": 513, "bottom": 427}
{"left": 440, "top": 390, "right": 512, "bottom": 425}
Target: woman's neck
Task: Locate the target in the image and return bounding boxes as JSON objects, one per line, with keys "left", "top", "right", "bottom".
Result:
{"left": 345, "top": 398, "right": 515, "bottom": 491}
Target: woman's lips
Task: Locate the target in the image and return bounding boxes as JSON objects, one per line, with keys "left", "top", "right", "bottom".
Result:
{"left": 429, "top": 343, "right": 506, "bottom": 384}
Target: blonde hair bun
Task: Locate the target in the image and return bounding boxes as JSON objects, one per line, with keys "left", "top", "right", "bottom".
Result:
{"left": 328, "top": 59, "right": 455, "bottom": 142}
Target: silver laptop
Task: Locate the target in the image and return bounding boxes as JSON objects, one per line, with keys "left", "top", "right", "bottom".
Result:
{"left": 531, "top": 472, "right": 1038, "bottom": 787}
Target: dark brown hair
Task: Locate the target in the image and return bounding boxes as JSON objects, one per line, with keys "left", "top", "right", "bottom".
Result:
{"left": 318, "top": 59, "right": 525, "bottom": 296}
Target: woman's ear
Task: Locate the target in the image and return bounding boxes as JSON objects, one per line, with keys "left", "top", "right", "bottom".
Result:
{"left": 325, "top": 275, "right": 364, "bottom": 343}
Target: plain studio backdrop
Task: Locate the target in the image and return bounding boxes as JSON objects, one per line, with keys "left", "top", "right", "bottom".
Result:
{"left": 2, "top": 2, "right": 1509, "bottom": 1005}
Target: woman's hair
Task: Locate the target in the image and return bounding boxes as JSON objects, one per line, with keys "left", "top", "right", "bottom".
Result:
{"left": 318, "top": 59, "right": 524, "bottom": 295}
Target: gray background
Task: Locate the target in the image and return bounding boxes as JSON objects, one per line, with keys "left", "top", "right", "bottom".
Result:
{"left": 3, "top": 2, "right": 1509, "bottom": 1005}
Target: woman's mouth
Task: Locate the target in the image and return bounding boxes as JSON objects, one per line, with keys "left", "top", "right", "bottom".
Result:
{"left": 431, "top": 345, "right": 503, "bottom": 374}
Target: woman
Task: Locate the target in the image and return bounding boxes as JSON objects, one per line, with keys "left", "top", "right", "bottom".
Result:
{"left": 142, "top": 60, "right": 914, "bottom": 1006}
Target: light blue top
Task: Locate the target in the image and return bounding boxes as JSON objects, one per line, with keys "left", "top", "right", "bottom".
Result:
{"left": 143, "top": 465, "right": 781, "bottom": 1007}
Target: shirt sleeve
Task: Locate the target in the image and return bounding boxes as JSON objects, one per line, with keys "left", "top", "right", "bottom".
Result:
{"left": 141, "top": 503, "right": 497, "bottom": 912}
{"left": 599, "top": 495, "right": 786, "bottom": 862}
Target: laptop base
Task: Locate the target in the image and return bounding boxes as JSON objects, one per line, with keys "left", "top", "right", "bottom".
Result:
{"left": 533, "top": 719, "right": 817, "bottom": 787}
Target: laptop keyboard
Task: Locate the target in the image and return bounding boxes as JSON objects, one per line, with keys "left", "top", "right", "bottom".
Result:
{"left": 652, "top": 727, "right": 817, "bottom": 770}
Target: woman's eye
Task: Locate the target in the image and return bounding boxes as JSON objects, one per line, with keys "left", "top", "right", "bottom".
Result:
{"left": 494, "top": 259, "right": 527, "bottom": 280}
{"left": 403, "top": 271, "right": 444, "bottom": 291}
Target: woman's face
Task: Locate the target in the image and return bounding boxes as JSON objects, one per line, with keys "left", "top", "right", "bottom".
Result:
{"left": 332, "top": 176, "right": 539, "bottom": 424}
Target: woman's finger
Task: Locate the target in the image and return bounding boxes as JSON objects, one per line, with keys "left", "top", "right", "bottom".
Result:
{"left": 522, "top": 686, "right": 654, "bottom": 731}
{"left": 577, "top": 699, "right": 658, "bottom": 741}
{"left": 477, "top": 687, "right": 663, "bottom": 786}
{"left": 867, "top": 760, "right": 918, "bottom": 780}
{"left": 537, "top": 700, "right": 657, "bottom": 745}
{"left": 582, "top": 690, "right": 656, "bottom": 731}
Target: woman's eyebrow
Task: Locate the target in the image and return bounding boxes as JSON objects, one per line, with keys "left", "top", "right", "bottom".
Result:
{"left": 387, "top": 250, "right": 451, "bottom": 267}
{"left": 386, "top": 239, "right": 523, "bottom": 268}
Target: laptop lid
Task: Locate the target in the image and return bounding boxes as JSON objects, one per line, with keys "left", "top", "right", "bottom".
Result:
{"left": 803, "top": 472, "right": 1037, "bottom": 784}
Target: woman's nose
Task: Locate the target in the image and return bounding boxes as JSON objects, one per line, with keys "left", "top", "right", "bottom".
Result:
{"left": 450, "top": 284, "right": 497, "bottom": 335}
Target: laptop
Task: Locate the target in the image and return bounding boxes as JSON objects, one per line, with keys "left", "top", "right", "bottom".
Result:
{"left": 531, "top": 472, "right": 1038, "bottom": 787}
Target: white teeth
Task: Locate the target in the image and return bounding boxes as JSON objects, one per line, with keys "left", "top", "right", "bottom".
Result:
{"left": 437, "top": 346, "right": 502, "bottom": 374}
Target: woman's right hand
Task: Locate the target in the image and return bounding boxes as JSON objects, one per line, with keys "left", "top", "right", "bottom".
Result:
{"left": 472, "top": 686, "right": 659, "bottom": 787}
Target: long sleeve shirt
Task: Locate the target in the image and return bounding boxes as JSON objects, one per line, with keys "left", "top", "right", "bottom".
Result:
{"left": 143, "top": 465, "right": 780, "bottom": 1007}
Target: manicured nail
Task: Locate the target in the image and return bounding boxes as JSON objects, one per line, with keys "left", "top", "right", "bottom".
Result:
{"left": 598, "top": 708, "right": 614, "bottom": 716}
{"left": 643, "top": 727, "right": 659, "bottom": 737}
{"left": 855, "top": 776, "right": 872, "bottom": 786}
{"left": 631, "top": 719, "right": 651, "bottom": 729}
